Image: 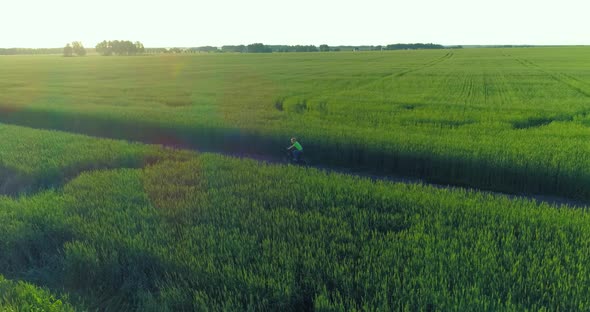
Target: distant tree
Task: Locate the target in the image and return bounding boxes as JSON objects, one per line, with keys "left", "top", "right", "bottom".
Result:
{"left": 246, "top": 43, "right": 272, "bottom": 53}
{"left": 319, "top": 44, "right": 330, "bottom": 52}
{"left": 63, "top": 43, "right": 73, "bottom": 57}
{"left": 273, "top": 46, "right": 291, "bottom": 52}
{"left": 145, "top": 48, "right": 168, "bottom": 54}
{"left": 293, "top": 45, "right": 318, "bottom": 52}
{"left": 126, "top": 41, "right": 136, "bottom": 54}
{"left": 111, "top": 40, "right": 124, "bottom": 55}
{"left": 194, "top": 46, "right": 219, "bottom": 53}
{"left": 96, "top": 40, "right": 112, "bottom": 56}
{"left": 221, "top": 45, "right": 247, "bottom": 53}
{"left": 96, "top": 40, "right": 145, "bottom": 56}
{"left": 71, "top": 41, "right": 86, "bottom": 56}
{"left": 134, "top": 41, "right": 145, "bottom": 54}
{"left": 385, "top": 43, "right": 444, "bottom": 50}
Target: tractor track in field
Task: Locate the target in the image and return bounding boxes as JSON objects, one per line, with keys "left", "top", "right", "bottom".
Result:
{"left": 514, "top": 57, "right": 590, "bottom": 98}
{"left": 379, "top": 51, "right": 455, "bottom": 80}
{"left": 0, "top": 120, "right": 587, "bottom": 209}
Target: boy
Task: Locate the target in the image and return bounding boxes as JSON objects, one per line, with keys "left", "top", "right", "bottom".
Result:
{"left": 287, "top": 137, "right": 303, "bottom": 162}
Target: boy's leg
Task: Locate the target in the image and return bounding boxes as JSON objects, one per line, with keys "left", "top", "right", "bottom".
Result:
{"left": 293, "top": 150, "right": 300, "bottom": 162}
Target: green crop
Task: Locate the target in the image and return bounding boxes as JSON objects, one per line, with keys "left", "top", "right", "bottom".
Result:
{"left": 0, "top": 124, "right": 589, "bottom": 310}
{"left": 0, "top": 123, "right": 193, "bottom": 195}
{"left": 0, "top": 275, "right": 73, "bottom": 312}
{"left": 1, "top": 48, "right": 590, "bottom": 199}
{"left": 3, "top": 49, "right": 590, "bottom": 310}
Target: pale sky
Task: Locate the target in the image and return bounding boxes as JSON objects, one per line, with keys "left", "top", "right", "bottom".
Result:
{"left": 1, "top": 0, "right": 589, "bottom": 48}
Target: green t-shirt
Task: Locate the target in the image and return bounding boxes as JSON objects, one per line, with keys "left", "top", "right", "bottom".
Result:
{"left": 293, "top": 142, "right": 303, "bottom": 151}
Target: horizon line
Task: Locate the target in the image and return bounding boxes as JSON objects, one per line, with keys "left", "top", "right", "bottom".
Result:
{"left": 1, "top": 43, "right": 589, "bottom": 49}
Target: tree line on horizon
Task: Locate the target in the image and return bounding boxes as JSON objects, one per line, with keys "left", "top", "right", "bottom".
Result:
{"left": 2, "top": 42, "right": 459, "bottom": 56}
{"left": 95, "top": 40, "right": 145, "bottom": 56}
{"left": 92, "top": 42, "right": 454, "bottom": 55}
{"left": 214, "top": 43, "right": 454, "bottom": 53}
{"left": 62, "top": 40, "right": 146, "bottom": 57}
{"left": 156, "top": 43, "right": 456, "bottom": 54}
{"left": 0, "top": 48, "right": 63, "bottom": 55}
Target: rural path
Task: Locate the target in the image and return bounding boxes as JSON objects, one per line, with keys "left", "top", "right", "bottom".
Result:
{"left": 203, "top": 149, "right": 590, "bottom": 209}
{"left": 0, "top": 120, "right": 587, "bottom": 209}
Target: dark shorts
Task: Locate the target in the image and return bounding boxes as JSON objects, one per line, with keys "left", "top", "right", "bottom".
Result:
{"left": 293, "top": 149, "right": 303, "bottom": 160}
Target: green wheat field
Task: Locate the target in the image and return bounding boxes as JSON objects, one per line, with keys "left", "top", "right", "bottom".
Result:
{"left": 1, "top": 47, "right": 590, "bottom": 311}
